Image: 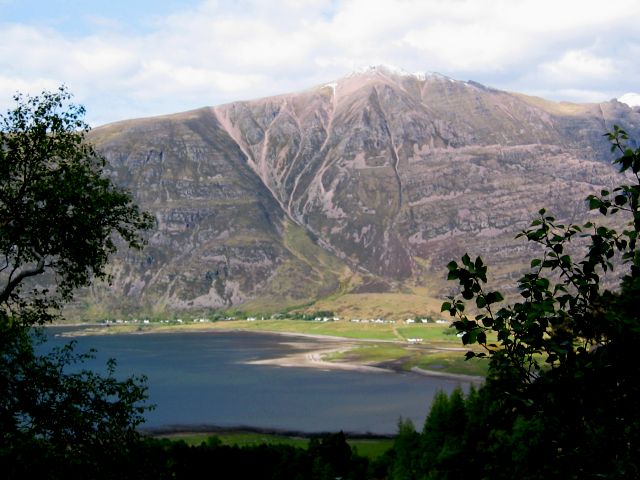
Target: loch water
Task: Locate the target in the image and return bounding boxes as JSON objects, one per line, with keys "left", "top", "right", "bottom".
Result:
{"left": 43, "top": 328, "right": 468, "bottom": 435}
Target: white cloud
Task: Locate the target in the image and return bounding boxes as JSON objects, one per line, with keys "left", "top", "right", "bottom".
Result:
{"left": 71, "top": 42, "right": 138, "bottom": 76}
{"left": 1, "top": 0, "right": 640, "bottom": 124}
{"left": 540, "top": 50, "right": 616, "bottom": 84}
{"left": 400, "top": 23, "right": 523, "bottom": 72}
{"left": 618, "top": 93, "right": 640, "bottom": 107}
{"left": 555, "top": 88, "right": 616, "bottom": 104}
{"left": 128, "top": 61, "right": 265, "bottom": 98}
{"left": 0, "top": 75, "right": 60, "bottom": 98}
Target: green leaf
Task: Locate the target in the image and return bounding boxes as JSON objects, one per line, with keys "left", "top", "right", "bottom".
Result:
{"left": 588, "top": 197, "right": 600, "bottom": 210}
{"left": 614, "top": 194, "right": 628, "bottom": 206}
{"left": 486, "top": 291, "right": 504, "bottom": 304}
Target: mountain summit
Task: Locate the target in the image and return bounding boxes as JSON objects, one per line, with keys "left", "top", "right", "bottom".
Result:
{"left": 347, "top": 64, "right": 451, "bottom": 81}
{"left": 84, "top": 70, "right": 640, "bottom": 317}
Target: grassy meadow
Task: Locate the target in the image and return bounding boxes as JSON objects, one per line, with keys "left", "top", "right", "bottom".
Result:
{"left": 157, "top": 431, "right": 394, "bottom": 459}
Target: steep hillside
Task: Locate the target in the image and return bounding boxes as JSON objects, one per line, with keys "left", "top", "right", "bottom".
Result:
{"left": 79, "top": 66, "right": 640, "bottom": 318}
{"left": 81, "top": 108, "right": 351, "bottom": 317}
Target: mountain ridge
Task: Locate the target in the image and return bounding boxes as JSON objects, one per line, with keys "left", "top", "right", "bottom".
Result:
{"left": 76, "top": 68, "right": 640, "bottom": 318}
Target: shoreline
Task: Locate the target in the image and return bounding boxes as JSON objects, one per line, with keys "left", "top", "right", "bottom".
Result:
{"left": 141, "top": 424, "right": 396, "bottom": 440}
{"left": 245, "top": 343, "right": 391, "bottom": 374}
{"left": 239, "top": 333, "right": 483, "bottom": 383}
{"left": 246, "top": 342, "right": 484, "bottom": 383}
{"left": 55, "top": 323, "right": 484, "bottom": 384}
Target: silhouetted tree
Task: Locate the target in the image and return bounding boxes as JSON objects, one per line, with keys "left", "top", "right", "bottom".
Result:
{"left": 0, "top": 87, "right": 154, "bottom": 479}
{"left": 439, "top": 126, "right": 640, "bottom": 478}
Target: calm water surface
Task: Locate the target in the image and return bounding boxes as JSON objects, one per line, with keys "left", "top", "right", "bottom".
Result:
{"left": 44, "top": 328, "right": 467, "bottom": 434}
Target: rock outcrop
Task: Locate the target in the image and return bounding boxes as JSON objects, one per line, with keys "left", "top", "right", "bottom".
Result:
{"left": 80, "top": 65, "right": 640, "bottom": 316}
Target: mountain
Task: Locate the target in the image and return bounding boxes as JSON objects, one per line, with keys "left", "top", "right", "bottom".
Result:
{"left": 78, "top": 65, "right": 640, "bottom": 319}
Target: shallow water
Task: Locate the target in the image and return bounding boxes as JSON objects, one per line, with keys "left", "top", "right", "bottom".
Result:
{"left": 43, "top": 327, "right": 467, "bottom": 434}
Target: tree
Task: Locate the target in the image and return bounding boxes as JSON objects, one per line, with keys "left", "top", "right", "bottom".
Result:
{"left": 389, "top": 419, "right": 421, "bottom": 480}
{"left": 440, "top": 126, "right": 640, "bottom": 478}
{"left": 0, "top": 87, "right": 154, "bottom": 479}
{"left": 0, "top": 86, "right": 153, "bottom": 320}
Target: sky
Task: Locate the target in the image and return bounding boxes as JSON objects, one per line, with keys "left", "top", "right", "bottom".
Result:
{"left": 1, "top": 0, "right": 639, "bottom": 126}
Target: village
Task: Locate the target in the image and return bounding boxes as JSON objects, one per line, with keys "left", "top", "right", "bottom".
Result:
{"left": 97, "top": 313, "right": 453, "bottom": 345}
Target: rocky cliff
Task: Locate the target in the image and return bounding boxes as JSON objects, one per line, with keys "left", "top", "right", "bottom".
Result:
{"left": 80, "top": 65, "right": 640, "bottom": 317}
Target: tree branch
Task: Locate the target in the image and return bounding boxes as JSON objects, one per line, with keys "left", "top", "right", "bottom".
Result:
{"left": 0, "top": 256, "right": 45, "bottom": 304}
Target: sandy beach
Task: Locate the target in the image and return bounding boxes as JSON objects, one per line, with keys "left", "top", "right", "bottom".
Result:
{"left": 243, "top": 334, "right": 484, "bottom": 383}
{"left": 245, "top": 341, "right": 391, "bottom": 374}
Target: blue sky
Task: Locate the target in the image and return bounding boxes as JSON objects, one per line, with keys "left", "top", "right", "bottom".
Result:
{"left": 1, "top": 1, "right": 202, "bottom": 35}
{"left": 1, "top": 0, "right": 639, "bottom": 126}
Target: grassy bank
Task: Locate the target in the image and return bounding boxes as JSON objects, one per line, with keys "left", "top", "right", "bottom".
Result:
{"left": 71, "top": 318, "right": 457, "bottom": 342}
{"left": 157, "top": 431, "right": 394, "bottom": 459}
{"left": 325, "top": 343, "right": 488, "bottom": 378}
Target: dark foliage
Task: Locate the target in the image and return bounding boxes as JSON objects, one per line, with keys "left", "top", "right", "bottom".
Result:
{"left": 0, "top": 88, "right": 153, "bottom": 478}
{"left": 381, "top": 128, "right": 640, "bottom": 479}
{"left": 0, "top": 86, "right": 154, "bottom": 319}
{"left": 0, "top": 323, "right": 149, "bottom": 480}
{"left": 116, "top": 432, "right": 370, "bottom": 480}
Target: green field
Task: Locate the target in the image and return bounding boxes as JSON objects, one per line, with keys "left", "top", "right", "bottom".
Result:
{"left": 414, "top": 352, "right": 489, "bottom": 377}
{"left": 327, "top": 343, "right": 487, "bottom": 377}
{"left": 80, "top": 319, "right": 399, "bottom": 340}
{"left": 395, "top": 324, "right": 458, "bottom": 342}
{"left": 228, "top": 319, "right": 401, "bottom": 340}
{"left": 80, "top": 319, "right": 458, "bottom": 342}
{"left": 158, "top": 431, "right": 394, "bottom": 459}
